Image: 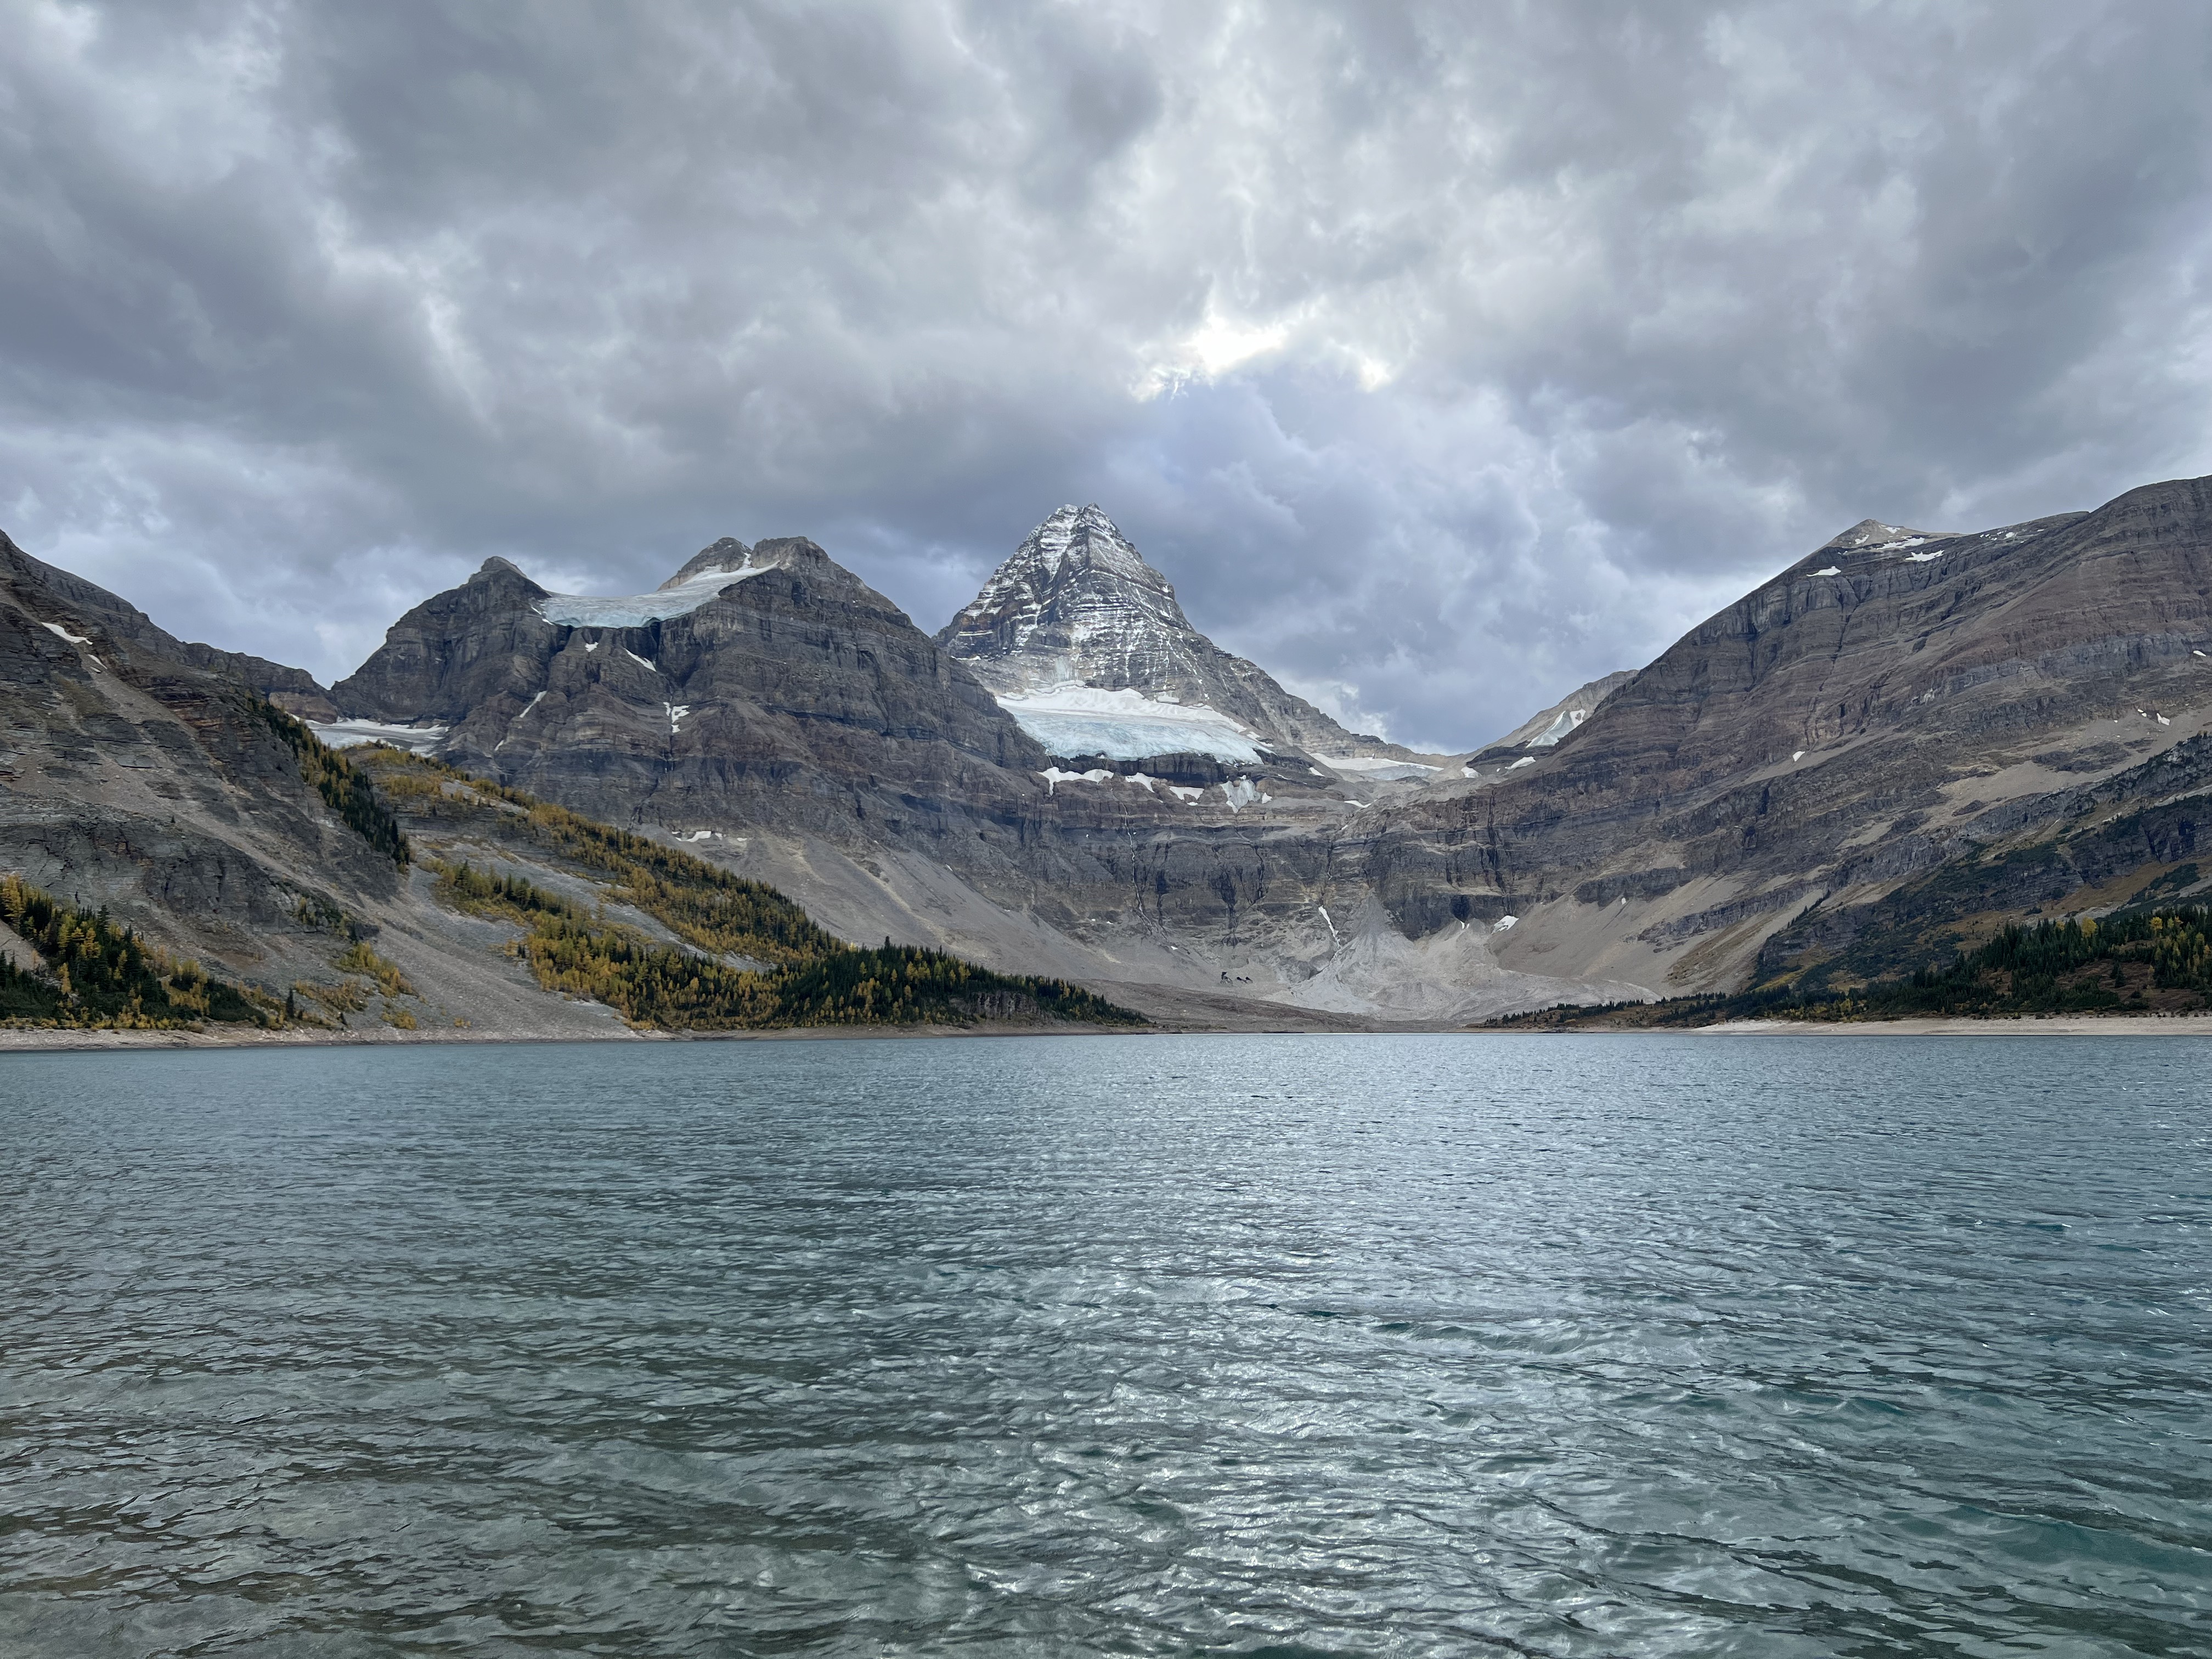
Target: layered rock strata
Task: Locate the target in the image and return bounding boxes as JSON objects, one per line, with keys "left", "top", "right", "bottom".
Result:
{"left": 1366, "top": 478, "right": 2212, "bottom": 993}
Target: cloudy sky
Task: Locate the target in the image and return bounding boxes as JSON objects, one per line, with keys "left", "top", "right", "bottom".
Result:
{"left": 4, "top": 1, "right": 2209, "bottom": 748}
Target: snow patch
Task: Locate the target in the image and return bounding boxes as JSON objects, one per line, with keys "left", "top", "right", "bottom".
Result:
{"left": 582, "top": 640, "right": 600, "bottom": 653}
{"left": 1040, "top": 766, "right": 1115, "bottom": 794}
{"left": 535, "top": 563, "right": 770, "bottom": 628}
{"left": 1317, "top": 905, "right": 1339, "bottom": 946}
{"left": 677, "top": 829, "right": 720, "bottom": 843}
{"left": 625, "top": 649, "right": 656, "bottom": 672}
{"left": 1905, "top": 549, "right": 1943, "bottom": 563}
{"left": 309, "top": 719, "right": 449, "bottom": 754}
{"left": 41, "top": 621, "right": 90, "bottom": 646}
{"left": 1491, "top": 915, "right": 1518, "bottom": 932}
{"left": 665, "top": 702, "right": 691, "bottom": 733}
{"left": 1811, "top": 566, "right": 1843, "bottom": 577}
{"left": 996, "top": 684, "right": 1263, "bottom": 762}
{"left": 1525, "top": 709, "right": 1591, "bottom": 748}
{"left": 1792, "top": 750, "right": 1805, "bottom": 761}
{"left": 1220, "top": 777, "right": 1261, "bottom": 812}
{"left": 1167, "top": 785, "right": 1204, "bottom": 803}
{"left": 521, "top": 691, "right": 547, "bottom": 718}
{"left": 1506, "top": 755, "right": 1536, "bottom": 771}
{"left": 1317, "top": 754, "right": 1440, "bottom": 778}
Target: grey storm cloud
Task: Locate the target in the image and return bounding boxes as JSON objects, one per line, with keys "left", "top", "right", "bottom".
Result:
{"left": 3, "top": 0, "right": 2208, "bottom": 747}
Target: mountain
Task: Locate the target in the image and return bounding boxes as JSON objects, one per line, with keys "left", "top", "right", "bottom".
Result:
{"left": 20, "top": 468, "right": 2212, "bottom": 1039}
{"left": 320, "top": 532, "right": 1413, "bottom": 1016}
{"left": 0, "top": 528, "right": 399, "bottom": 949}
{"left": 0, "top": 529, "right": 554, "bottom": 1029}
{"left": 0, "top": 528, "right": 1161, "bottom": 1039}
{"left": 936, "top": 505, "right": 1428, "bottom": 772}
{"left": 1372, "top": 475, "right": 2212, "bottom": 1000}
{"left": 320, "top": 524, "right": 1626, "bottom": 1022}
{"left": 334, "top": 534, "right": 1054, "bottom": 845}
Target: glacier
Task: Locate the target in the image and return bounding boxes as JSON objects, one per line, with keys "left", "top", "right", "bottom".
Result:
{"left": 534, "top": 565, "right": 770, "bottom": 629}
{"left": 309, "top": 719, "right": 450, "bottom": 754}
{"left": 995, "top": 684, "right": 1264, "bottom": 763}
{"left": 1316, "top": 754, "right": 1440, "bottom": 780}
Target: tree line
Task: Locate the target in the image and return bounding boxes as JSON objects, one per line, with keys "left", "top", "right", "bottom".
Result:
{"left": 256, "top": 701, "right": 411, "bottom": 865}
{"left": 0, "top": 874, "right": 263, "bottom": 1027}
{"left": 1496, "top": 905, "right": 2212, "bottom": 1027}
{"left": 434, "top": 851, "right": 1142, "bottom": 1031}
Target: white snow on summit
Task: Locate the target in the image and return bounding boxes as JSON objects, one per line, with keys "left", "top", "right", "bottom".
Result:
{"left": 534, "top": 559, "right": 771, "bottom": 629}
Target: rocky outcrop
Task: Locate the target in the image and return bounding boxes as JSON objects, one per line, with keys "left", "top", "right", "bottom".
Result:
{"left": 0, "top": 529, "right": 399, "bottom": 966}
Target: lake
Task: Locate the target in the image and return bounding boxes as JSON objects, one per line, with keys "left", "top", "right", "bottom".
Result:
{"left": 1, "top": 1034, "right": 2206, "bottom": 1655}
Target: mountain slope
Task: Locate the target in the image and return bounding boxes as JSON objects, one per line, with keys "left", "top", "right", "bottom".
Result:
{"left": 1370, "top": 475, "right": 2212, "bottom": 996}
{"left": 333, "top": 534, "right": 1070, "bottom": 859}
{"left": 0, "top": 529, "right": 404, "bottom": 960}
{"left": 0, "top": 528, "right": 1156, "bottom": 1039}
{"left": 937, "top": 505, "right": 1422, "bottom": 766}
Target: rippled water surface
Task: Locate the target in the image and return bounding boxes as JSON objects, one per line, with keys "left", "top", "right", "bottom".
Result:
{"left": 2, "top": 1034, "right": 2208, "bottom": 1656}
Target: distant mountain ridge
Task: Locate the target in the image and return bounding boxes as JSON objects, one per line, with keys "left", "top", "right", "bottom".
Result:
{"left": 1483, "top": 671, "right": 1637, "bottom": 754}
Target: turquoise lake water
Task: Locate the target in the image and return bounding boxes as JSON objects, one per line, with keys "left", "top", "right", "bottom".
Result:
{"left": 1, "top": 1034, "right": 2207, "bottom": 1655}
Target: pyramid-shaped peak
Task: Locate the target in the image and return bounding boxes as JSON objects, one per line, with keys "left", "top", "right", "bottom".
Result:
{"left": 1017, "top": 503, "right": 1157, "bottom": 583}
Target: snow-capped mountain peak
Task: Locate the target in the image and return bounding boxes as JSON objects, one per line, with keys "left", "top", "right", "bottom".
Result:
{"left": 938, "top": 506, "right": 1420, "bottom": 765}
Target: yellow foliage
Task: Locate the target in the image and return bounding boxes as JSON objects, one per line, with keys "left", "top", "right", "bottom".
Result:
{"left": 335, "top": 941, "right": 414, "bottom": 997}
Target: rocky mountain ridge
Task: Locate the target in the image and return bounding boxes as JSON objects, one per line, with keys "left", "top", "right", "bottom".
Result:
{"left": 1372, "top": 478, "right": 2212, "bottom": 998}
{"left": 12, "top": 470, "right": 2212, "bottom": 1033}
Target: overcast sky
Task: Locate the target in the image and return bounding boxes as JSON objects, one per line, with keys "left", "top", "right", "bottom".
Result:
{"left": 4, "top": 1, "right": 2209, "bottom": 748}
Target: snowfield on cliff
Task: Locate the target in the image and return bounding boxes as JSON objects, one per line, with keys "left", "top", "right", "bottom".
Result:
{"left": 995, "top": 684, "right": 1265, "bottom": 762}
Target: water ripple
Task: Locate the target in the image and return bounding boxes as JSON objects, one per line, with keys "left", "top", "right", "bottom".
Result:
{"left": 1, "top": 1034, "right": 2207, "bottom": 1655}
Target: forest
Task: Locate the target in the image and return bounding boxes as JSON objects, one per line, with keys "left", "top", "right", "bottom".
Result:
{"left": 0, "top": 874, "right": 264, "bottom": 1027}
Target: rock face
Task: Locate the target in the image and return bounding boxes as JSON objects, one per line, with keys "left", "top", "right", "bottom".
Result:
{"left": 1367, "top": 476, "right": 2212, "bottom": 994}
{"left": 938, "top": 505, "right": 1421, "bottom": 765}
{"left": 336, "top": 536, "right": 1064, "bottom": 858}
{"left": 0, "top": 529, "right": 399, "bottom": 962}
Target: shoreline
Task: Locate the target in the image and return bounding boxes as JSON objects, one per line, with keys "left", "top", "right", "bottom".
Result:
{"left": 1687, "top": 1012, "right": 2212, "bottom": 1036}
{"left": 9, "top": 1010, "right": 2212, "bottom": 1051}
{"left": 0, "top": 1018, "right": 1177, "bottom": 1053}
